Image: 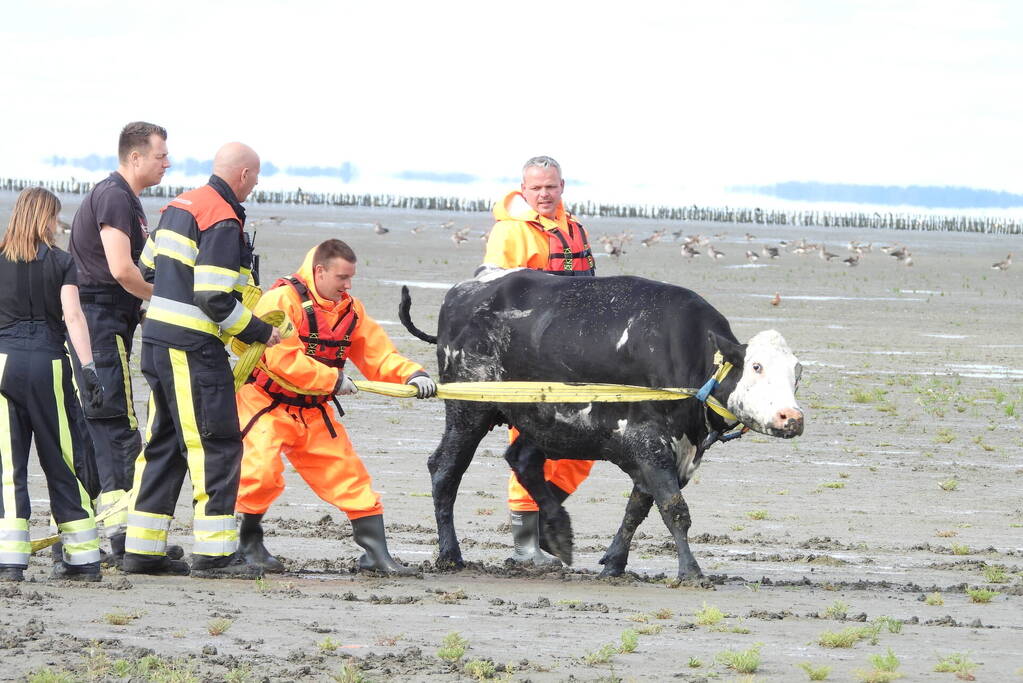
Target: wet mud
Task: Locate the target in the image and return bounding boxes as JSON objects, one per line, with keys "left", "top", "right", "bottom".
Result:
{"left": 1, "top": 193, "right": 1021, "bottom": 680}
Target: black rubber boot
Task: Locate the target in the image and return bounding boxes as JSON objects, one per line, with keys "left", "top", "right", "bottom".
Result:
{"left": 121, "top": 552, "right": 190, "bottom": 575}
{"left": 51, "top": 541, "right": 63, "bottom": 564}
{"left": 508, "top": 510, "right": 561, "bottom": 566}
{"left": 0, "top": 565, "right": 24, "bottom": 582}
{"left": 50, "top": 560, "right": 102, "bottom": 582}
{"left": 238, "top": 513, "right": 284, "bottom": 573}
{"left": 351, "top": 515, "right": 415, "bottom": 576}
{"left": 539, "top": 485, "right": 570, "bottom": 556}
{"left": 106, "top": 532, "right": 182, "bottom": 567}
{"left": 190, "top": 552, "right": 263, "bottom": 580}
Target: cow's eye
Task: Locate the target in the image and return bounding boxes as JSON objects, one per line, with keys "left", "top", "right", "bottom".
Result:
{"left": 752, "top": 362, "right": 762, "bottom": 373}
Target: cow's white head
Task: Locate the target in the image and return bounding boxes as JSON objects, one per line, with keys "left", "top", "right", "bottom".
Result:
{"left": 712, "top": 329, "right": 803, "bottom": 438}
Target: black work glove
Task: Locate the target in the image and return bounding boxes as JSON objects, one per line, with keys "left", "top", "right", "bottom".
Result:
{"left": 80, "top": 362, "right": 105, "bottom": 412}
{"left": 406, "top": 374, "right": 437, "bottom": 399}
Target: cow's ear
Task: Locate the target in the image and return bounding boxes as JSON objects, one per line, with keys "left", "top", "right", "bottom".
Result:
{"left": 708, "top": 330, "right": 746, "bottom": 367}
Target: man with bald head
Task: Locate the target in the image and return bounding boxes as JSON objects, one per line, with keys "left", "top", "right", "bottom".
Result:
{"left": 124, "top": 142, "right": 282, "bottom": 578}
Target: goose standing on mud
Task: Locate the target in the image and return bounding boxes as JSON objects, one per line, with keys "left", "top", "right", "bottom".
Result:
{"left": 373, "top": 221, "right": 389, "bottom": 235}
{"left": 991, "top": 253, "right": 1012, "bottom": 270}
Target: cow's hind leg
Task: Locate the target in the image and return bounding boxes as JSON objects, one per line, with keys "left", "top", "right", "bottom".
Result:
{"left": 429, "top": 402, "right": 495, "bottom": 570}
{"left": 638, "top": 460, "right": 703, "bottom": 582}
{"left": 505, "top": 437, "right": 573, "bottom": 565}
{"left": 598, "top": 484, "right": 654, "bottom": 577}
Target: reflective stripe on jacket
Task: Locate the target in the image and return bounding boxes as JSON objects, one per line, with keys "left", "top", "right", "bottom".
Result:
{"left": 142, "top": 182, "right": 270, "bottom": 350}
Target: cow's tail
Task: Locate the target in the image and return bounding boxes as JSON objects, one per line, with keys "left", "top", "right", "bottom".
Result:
{"left": 399, "top": 285, "right": 438, "bottom": 344}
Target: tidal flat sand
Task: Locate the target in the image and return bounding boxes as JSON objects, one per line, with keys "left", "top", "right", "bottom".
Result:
{"left": 2, "top": 192, "right": 1021, "bottom": 681}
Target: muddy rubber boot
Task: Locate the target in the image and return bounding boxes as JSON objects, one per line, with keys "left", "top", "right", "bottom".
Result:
{"left": 508, "top": 510, "right": 561, "bottom": 566}
{"left": 351, "top": 515, "right": 416, "bottom": 576}
{"left": 50, "top": 541, "right": 63, "bottom": 564}
{"left": 0, "top": 565, "right": 24, "bottom": 582}
{"left": 190, "top": 552, "right": 263, "bottom": 580}
{"left": 121, "top": 552, "right": 191, "bottom": 575}
{"left": 106, "top": 532, "right": 181, "bottom": 569}
{"left": 238, "top": 513, "right": 284, "bottom": 573}
{"left": 50, "top": 560, "right": 102, "bottom": 582}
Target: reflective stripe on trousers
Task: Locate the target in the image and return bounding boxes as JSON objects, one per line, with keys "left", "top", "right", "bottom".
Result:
{"left": 193, "top": 515, "right": 238, "bottom": 557}
{"left": 58, "top": 516, "right": 101, "bottom": 565}
{"left": 97, "top": 488, "right": 129, "bottom": 537}
{"left": 0, "top": 518, "right": 30, "bottom": 566}
{"left": 125, "top": 511, "right": 171, "bottom": 556}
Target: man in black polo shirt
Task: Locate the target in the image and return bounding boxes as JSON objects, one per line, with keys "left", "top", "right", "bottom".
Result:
{"left": 69, "top": 121, "right": 169, "bottom": 564}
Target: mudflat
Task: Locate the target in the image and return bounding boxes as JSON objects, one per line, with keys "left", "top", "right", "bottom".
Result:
{"left": 2, "top": 193, "right": 1021, "bottom": 681}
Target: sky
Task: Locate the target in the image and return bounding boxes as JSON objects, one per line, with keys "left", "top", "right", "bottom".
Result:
{"left": 2, "top": 1, "right": 1021, "bottom": 210}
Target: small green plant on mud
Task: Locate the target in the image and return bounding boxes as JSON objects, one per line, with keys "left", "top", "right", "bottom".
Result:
{"left": 27, "top": 670, "right": 75, "bottom": 683}
{"left": 254, "top": 576, "right": 272, "bottom": 592}
{"left": 982, "top": 564, "right": 1009, "bottom": 583}
{"left": 938, "top": 478, "right": 958, "bottom": 491}
{"left": 618, "top": 629, "right": 639, "bottom": 653}
{"left": 627, "top": 612, "right": 649, "bottom": 622}
{"left": 850, "top": 388, "right": 885, "bottom": 403}
{"left": 464, "top": 659, "right": 497, "bottom": 680}
{"left": 318, "top": 636, "right": 340, "bottom": 652}
{"left": 331, "top": 658, "right": 367, "bottom": 683}
{"left": 224, "top": 665, "right": 253, "bottom": 683}
{"left": 635, "top": 624, "right": 663, "bottom": 635}
{"left": 966, "top": 587, "right": 998, "bottom": 603}
{"left": 437, "top": 632, "right": 469, "bottom": 662}
{"left": 687, "top": 656, "right": 702, "bottom": 668}
{"left": 694, "top": 602, "right": 725, "bottom": 626}
{"left": 924, "top": 592, "right": 944, "bottom": 606}
{"left": 584, "top": 643, "right": 617, "bottom": 665}
{"left": 207, "top": 617, "right": 233, "bottom": 636}
{"left": 933, "top": 428, "right": 955, "bottom": 443}
{"left": 972, "top": 435, "right": 995, "bottom": 452}
{"left": 823, "top": 600, "right": 848, "bottom": 619}
{"left": 950, "top": 543, "right": 971, "bottom": 555}
{"left": 818, "top": 625, "right": 879, "bottom": 648}
{"left": 715, "top": 644, "right": 761, "bottom": 674}
{"left": 652, "top": 607, "right": 673, "bottom": 619}
{"left": 799, "top": 661, "right": 832, "bottom": 680}
{"left": 874, "top": 616, "right": 902, "bottom": 634}
{"left": 934, "top": 652, "right": 976, "bottom": 678}
{"left": 103, "top": 610, "right": 141, "bottom": 625}
{"left": 747, "top": 509, "right": 769, "bottom": 520}
{"left": 821, "top": 481, "right": 845, "bottom": 489}
{"left": 854, "top": 647, "right": 903, "bottom": 682}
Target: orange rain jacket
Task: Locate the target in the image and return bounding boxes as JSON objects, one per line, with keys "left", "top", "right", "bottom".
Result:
{"left": 236, "top": 246, "right": 426, "bottom": 518}
{"left": 483, "top": 191, "right": 594, "bottom": 274}
{"left": 483, "top": 191, "right": 596, "bottom": 511}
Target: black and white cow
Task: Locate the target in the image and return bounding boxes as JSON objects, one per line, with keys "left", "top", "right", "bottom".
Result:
{"left": 400, "top": 268, "right": 804, "bottom": 580}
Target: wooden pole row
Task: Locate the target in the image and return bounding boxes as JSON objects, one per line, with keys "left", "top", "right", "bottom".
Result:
{"left": 2, "top": 177, "right": 1020, "bottom": 235}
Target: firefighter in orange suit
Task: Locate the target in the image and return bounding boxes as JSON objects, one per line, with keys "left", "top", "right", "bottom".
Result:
{"left": 236, "top": 238, "right": 436, "bottom": 575}
{"left": 481, "top": 155, "right": 596, "bottom": 565}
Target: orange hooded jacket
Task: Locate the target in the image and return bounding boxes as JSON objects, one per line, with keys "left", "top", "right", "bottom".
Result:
{"left": 251, "top": 246, "right": 424, "bottom": 393}
{"left": 484, "top": 190, "right": 587, "bottom": 271}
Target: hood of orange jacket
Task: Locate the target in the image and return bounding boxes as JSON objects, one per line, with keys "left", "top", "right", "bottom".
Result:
{"left": 291, "top": 245, "right": 349, "bottom": 313}
{"left": 493, "top": 190, "right": 568, "bottom": 231}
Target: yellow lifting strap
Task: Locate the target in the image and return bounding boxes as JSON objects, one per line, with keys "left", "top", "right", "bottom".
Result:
{"left": 353, "top": 379, "right": 739, "bottom": 422}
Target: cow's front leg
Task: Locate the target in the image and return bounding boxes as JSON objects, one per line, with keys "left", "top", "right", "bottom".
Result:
{"left": 428, "top": 403, "right": 495, "bottom": 570}
{"left": 638, "top": 460, "right": 703, "bottom": 582}
{"left": 599, "top": 483, "right": 654, "bottom": 577}
{"left": 505, "top": 436, "right": 573, "bottom": 565}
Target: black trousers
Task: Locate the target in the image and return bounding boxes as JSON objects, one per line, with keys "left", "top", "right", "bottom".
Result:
{"left": 70, "top": 290, "right": 142, "bottom": 535}
{"left": 0, "top": 347, "right": 99, "bottom": 567}
{"left": 125, "top": 341, "right": 241, "bottom": 558}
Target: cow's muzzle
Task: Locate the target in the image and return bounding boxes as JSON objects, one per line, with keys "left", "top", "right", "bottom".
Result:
{"left": 770, "top": 407, "right": 804, "bottom": 438}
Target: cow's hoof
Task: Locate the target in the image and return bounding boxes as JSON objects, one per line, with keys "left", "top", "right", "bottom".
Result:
{"left": 540, "top": 509, "right": 574, "bottom": 566}
{"left": 598, "top": 564, "right": 625, "bottom": 578}
{"left": 433, "top": 555, "right": 465, "bottom": 571}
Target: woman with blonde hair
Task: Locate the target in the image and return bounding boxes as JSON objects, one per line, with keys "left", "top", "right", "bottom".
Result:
{"left": 0, "top": 187, "right": 105, "bottom": 582}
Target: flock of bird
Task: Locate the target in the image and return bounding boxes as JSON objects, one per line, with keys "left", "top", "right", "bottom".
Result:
{"left": 333, "top": 219, "right": 1014, "bottom": 273}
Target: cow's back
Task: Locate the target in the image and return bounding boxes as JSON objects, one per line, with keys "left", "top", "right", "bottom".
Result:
{"left": 436, "top": 270, "right": 735, "bottom": 387}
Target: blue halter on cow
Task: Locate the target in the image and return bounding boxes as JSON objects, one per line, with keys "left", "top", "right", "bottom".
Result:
{"left": 399, "top": 267, "right": 804, "bottom": 581}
